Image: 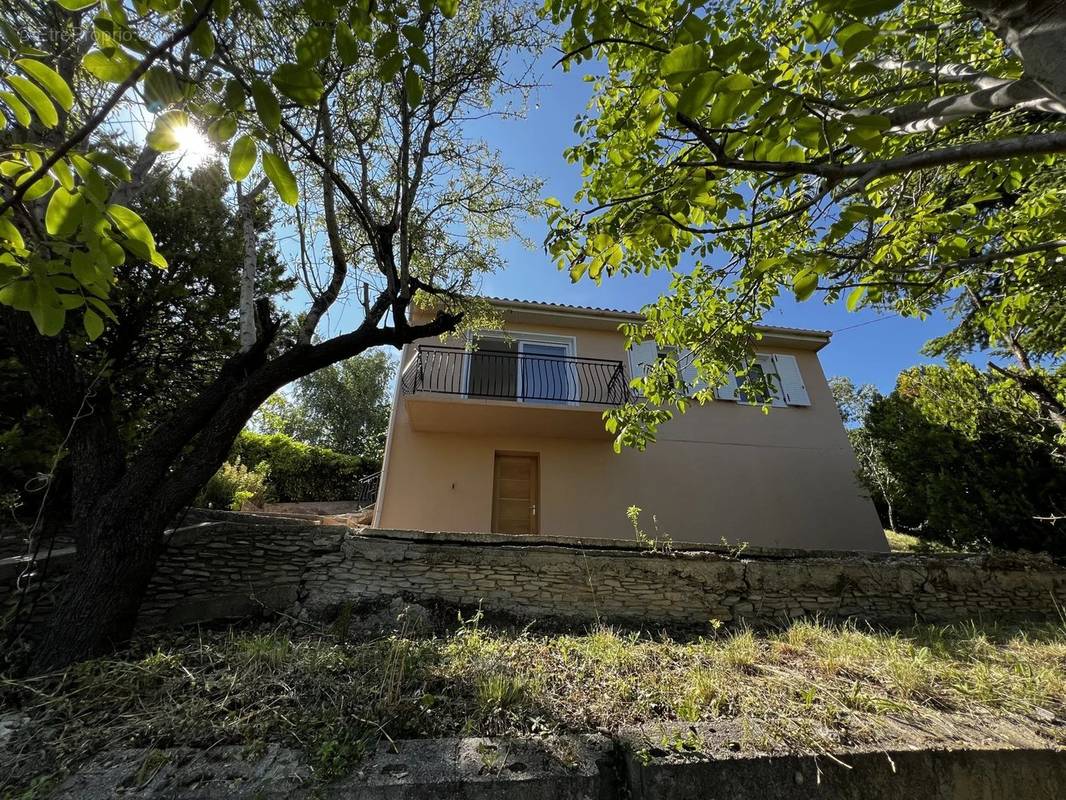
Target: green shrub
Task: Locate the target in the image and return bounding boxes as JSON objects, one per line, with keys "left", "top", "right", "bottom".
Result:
{"left": 230, "top": 431, "right": 377, "bottom": 503}
{"left": 196, "top": 459, "right": 272, "bottom": 511}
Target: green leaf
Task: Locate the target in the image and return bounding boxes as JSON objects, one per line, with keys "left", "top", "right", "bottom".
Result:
{"left": 190, "top": 21, "right": 215, "bottom": 57}
{"left": 303, "top": 0, "right": 336, "bottom": 22}
{"left": 296, "top": 25, "right": 332, "bottom": 65}
{"left": 207, "top": 115, "right": 238, "bottom": 143}
{"left": 51, "top": 157, "right": 75, "bottom": 190}
{"left": 336, "top": 22, "right": 360, "bottom": 65}
{"left": 223, "top": 79, "right": 246, "bottom": 112}
{"left": 660, "top": 44, "right": 706, "bottom": 82}
{"left": 401, "top": 25, "right": 426, "bottom": 47}
{"left": 29, "top": 299, "right": 65, "bottom": 336}
{"left": 22, "top": 175, "right": 55, "bottom": 202}
{"left": 404, "top": 68, "right": 423, "bottom": 107}
{"left": 719, "top": 73, "right": 754, "bottom": 92}
{"left": 262, "top": 151, "right": 298, "bottom": 205}
{"left": 0, "top": 215, "right": 25, "bottom": 250}
{"left": 0, "top": 91, "right": 31, "bottom": 127}
{"left": 83, "top": 308, "right": 105, "bottom": 340}
{"left": 251, "top": 79, "right": 281, "bottom": 131}
{"left": 228, "top": 134, "right": 257, "bottom": 181}
{"left": 54, "top": 0, "right": 99, "bottom": 8}
{"left": 16, "top": 59, "right": 74, "bottom": 111}
{"left": 145, "top": 109, "right": 189, "bottom": 152}
{"left": 845, "top": 285, "right": 866, "bottom": 312}
{"left": 0, "top": 279, "right": 34, "bottom": 311}
{"left": 835, "top": 22, "right": 877, "bottom": 61}
{"left": 374, "top": 30, "right": 399, "bottom": 59}
{"left": 379, "top": 52, "right": 403, "bottom": 82}
{"left": 437, "top": 0, "right": 458, "bottom": 19}
{"left": 82, "top": 48, "right": 138, "bottom": 83}
{"left": 107, "top": 203, "right": 161, "bottom": 262}
{"left": 45, "top": 186, "right": 82, "bottom": 236}
{"left": 86, "top": 151, "right": 132, "bottom": 181}
{"left": 271, "top": 63, "right": 324, "bottom": 106}
{"left": 676, "top": 72, "right": 718, "bottom": 117}
{"left": 143, "top": 66, "right": 183, "bottom": 111}
{"left": 4, "top": 75, "right": 58, "bottom": 128}
{"left": 792, "top": 268, "right": 819, "bottom": 301}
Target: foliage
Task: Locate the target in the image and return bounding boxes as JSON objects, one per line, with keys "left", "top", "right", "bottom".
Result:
{"left": 195, "top": 458, "right": 272, "bottom": 511}
{"left": 862, "top": 362, "right": 1066, "bottom": 552}
{"left": 1, "top": 0, "right": 544, "bottom": 670}
{"left": 546, "top": 0, "right": 1066, "bottom": 447}
{"left": 829, "top": 376, "right": 901, "bottom": 530}
{"left": 1, "top": 162, "right": 285, "bottom": 517}
{"left": 230, "top": 431, "right": 376, "bottom": 503}
{"left": 0, "top": 0, "right": 479, "bottom": 334}
{"left": 250, "top": 351, "right": 394, "bottom": 459}
{"left": 3, "top": 617, "right": 1065, "bottom": 793}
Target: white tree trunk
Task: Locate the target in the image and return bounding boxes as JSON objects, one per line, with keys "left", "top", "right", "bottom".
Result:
{"left": 237, "top": 181, "right": 259, "bottom": 354}
{"left": 965, "top": 0, "right": 1066, "bottom": 105}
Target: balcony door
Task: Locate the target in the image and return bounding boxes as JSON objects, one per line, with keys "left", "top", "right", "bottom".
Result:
{"left": 518, "top": 341, "right": 573, "bottom": 404}
{"left": 492, "top": 452, "right": 539, "bottom": 535}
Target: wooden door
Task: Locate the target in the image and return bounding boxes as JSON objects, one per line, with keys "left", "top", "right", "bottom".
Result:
{"left": 492, "top": 452, "right": 538, "bottom": 534}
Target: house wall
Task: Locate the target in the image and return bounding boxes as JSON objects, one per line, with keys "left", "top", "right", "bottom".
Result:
{"left": 376, "top": 311, "right": 887, "bottom": 552}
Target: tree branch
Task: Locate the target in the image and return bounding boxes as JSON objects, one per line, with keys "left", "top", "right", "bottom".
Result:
{"left": 0, "top": 0, "right": 214, "bottom": 217}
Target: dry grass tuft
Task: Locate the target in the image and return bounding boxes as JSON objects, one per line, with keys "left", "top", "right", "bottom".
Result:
{"left": 1, "top": 614, "right": 1064, "bottom": 795}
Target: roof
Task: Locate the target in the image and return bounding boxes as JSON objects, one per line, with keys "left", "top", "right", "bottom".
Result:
{"left": 483, "top": 296, "right": 832, "bottom": 344}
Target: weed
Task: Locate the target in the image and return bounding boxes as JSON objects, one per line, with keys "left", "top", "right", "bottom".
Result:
{"left": 627, "top": 505, "right": 673, "bottom": 554}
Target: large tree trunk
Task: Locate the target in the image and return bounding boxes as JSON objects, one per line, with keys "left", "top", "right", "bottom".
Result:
{"left": 29, "top": 509, "right": 167, "bottom": 672}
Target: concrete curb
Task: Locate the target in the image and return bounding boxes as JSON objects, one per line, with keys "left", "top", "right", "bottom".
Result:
{"left": 49, "top": 731, "right": 1066, "bottom": 799}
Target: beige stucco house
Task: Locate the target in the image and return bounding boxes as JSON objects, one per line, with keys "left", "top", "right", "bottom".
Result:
{"left": 374, "top": 297, "right": 888, "bottom": 552}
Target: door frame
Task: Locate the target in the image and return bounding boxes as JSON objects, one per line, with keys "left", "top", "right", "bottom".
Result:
{"left": 491, "top": 450, "right": 540, "bottom": 535}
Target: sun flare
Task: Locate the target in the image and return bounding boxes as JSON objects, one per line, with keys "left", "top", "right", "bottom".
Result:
{"left": 172, "top": 124, "right": 214, "bottom": 168}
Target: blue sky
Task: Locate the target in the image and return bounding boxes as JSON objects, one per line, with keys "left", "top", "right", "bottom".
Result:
{"left": 464, "top": 53, "right": 960, "bottom": 394}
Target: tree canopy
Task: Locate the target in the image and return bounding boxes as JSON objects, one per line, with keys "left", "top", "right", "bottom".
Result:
{"left": 844, "top": 361, "right": 1066, "bottom": 553}
{"left": 251, "top": 351, "right": 395, "bottom": 460}
{"left": 0, "top": 0, "right": 544, "bottom": 671}
{"left": 545, "top": 0, "right": 1066, "bottom": 448}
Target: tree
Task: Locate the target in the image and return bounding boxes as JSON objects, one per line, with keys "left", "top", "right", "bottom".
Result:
{"left": 1, "top": 160, "right": 289, "bottom": 520}
{"left": 250, "top": 351, "right": 395, "bottom": 459}
{"left": 1, "top": 0, "right": 542, "bottom": 671}
{"left": 828, "top": 376, "right": 901, "bottom": 530}
{"left": 863, "top": 361, "right": 1066, "bottom": 552}
{"left": 544, "top": 0, "right": 1066, "bottom": 447}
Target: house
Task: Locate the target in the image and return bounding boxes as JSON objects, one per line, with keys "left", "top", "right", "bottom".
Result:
{"left": 373, "top": 298, "right": 888, "bottom": 551}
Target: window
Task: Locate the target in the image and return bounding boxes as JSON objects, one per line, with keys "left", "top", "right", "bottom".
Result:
{"left": 736, "top": 355, "right": 785, "bottom": 407}
{"left": 718, "top": 353, "right": 810, "bottom": 407}
{"left": 465, "top": 333, "right": 577, "bottom": 403}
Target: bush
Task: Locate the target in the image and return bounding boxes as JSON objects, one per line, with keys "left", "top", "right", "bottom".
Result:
{"left": 196, "top": 459, "right": 272, "bottom": 511}
{"left": 230, "top": 431, "right": 377, "bottom": 503}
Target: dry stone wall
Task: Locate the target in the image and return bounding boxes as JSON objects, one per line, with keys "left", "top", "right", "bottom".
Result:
{"left": 3, "top": 516, "right": 1065, "bottom": 636}
{"left": 302, "top": 529, "right": 1066, "bottom": 627}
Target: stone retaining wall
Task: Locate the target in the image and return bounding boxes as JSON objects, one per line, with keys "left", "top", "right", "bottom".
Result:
{"left": 3, "top": 517, "right": 1065, "bottom": 636}
{"left": 302, "top": 529, "right": 1066, "bottom": 627}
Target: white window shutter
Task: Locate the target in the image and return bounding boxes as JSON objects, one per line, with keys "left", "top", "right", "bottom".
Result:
{"left": 627, "top": 340, "right": 660, "bottom": 381}
{"left": 756, "top": 354, "right": 786, "bottom": 407}
{"left": 772, "top": 354, "right": 810, "bottom": 406}
{"left": 680, "top": 348, "right": 707, "bottom": 391}
{"left": 715, "top": 371, "right": 738, "bottom": 401}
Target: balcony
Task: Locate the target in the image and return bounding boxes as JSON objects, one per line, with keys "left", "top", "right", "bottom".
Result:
{"left": 400, "top": 345, "right": 627, "bottom": 439}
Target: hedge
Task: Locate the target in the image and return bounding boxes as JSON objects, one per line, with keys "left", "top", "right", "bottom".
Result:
{"left": 230, "top": 431, "right": 378, "bottom": 503}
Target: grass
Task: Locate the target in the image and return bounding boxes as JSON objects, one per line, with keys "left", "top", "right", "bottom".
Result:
{"left": 1, "top": 614, "right": 1064, "bottom": 794}
{"left": 884, "top": 529, "right": 956, "bottom": 553}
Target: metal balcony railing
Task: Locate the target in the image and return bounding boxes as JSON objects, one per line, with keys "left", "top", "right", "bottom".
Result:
{"left": 401, "top": 346, "right": 629, "bottom": 406}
